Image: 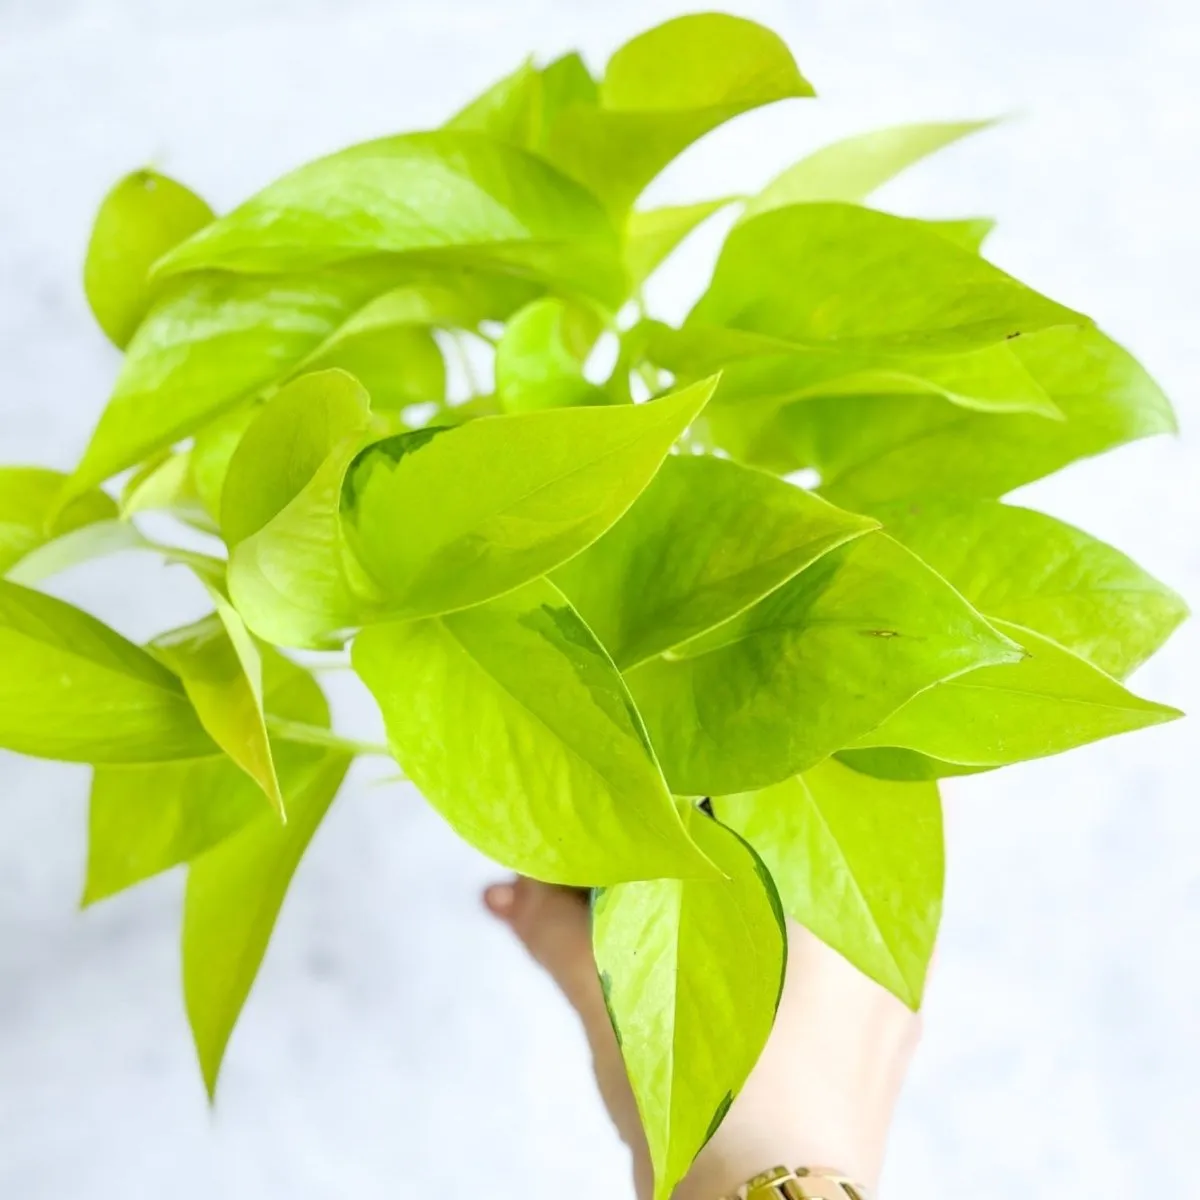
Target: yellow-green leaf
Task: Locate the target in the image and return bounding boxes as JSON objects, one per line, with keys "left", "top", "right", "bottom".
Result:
{"left": 715, "top": 759, "right": 942, "bottom": 1008}
{"left": 741, "top": 119, "right": 996, "bottom": 219}
{"left": 0, "top": 580, "right": 212, "bottom": 763}
{"left": 183, "top": 749, "right": 350, "bottom": 1097}
{"left": 851, "top": 620, "right": 1182, "bottom": 769}
{"left": 353, "top": 578, "right": 715, "bottom": 886}
{"left": 623, "top": 534, "right": 1020, "bottom": 796}
{"left": 593, "top": 807, "right": 786, "bottom": 1200}
{"left": 152, "top": 593, "right": 284, "bottom": 816}
{"left": 0, "top": 467, "right": 116, "bottom": 575}
{"left": 84, "top": 650, "right": 330, "bottom": 904}
{"left": 84, "top": 168, "right": 214, "bottom": 348}
{"left": 342, "top": 378, "right": 715, "bottom": 622}
{"left": 553, "top": 455, "right": 877, "bottom": 669}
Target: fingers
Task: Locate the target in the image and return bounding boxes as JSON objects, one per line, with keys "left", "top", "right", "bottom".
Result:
{"left": 484, "top": 877, "right": 650, "bottom": 1160}
{"left": 483, "top": 877, "right": 599, "bottom": 1015}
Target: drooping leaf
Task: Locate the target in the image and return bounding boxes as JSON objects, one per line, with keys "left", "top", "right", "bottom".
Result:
{"left": 494, "top": 297, "right": 605, "bottom": 413}
{"left": 553, "top": 455, "right": 877, "bottom": 669}
{"left": 0, "top": 579, "right": 212, "bottom": 762}
{"left": 592, "top": 806, "right": 787, "bottom": 1200}
{"left": 741, "top": 119, "right": 995, "bottom": 220}
{"left": 690, "top": 203, "right": 1087, "bottom": 354}
{"left": 624, "top": 199, "right": 734, "bottom": 289}
{"left": 154, "top": 132, "right": 625, "bottom": 306}
{"left": 0, "top": 467, "right": 116, "bottom": 574}
{"left": 83, "top": 649, "right": 330, "bottom": 904}
{"left": 623, "top": 533, "right": 1020, "bottom": 796}
{"left": 220, "top": 369, "right": 371, "bottom": 547}
{"left": 84, "top": 168, "right": 214, "bottom": 348}
{"left": 183, "top": 748, "right": 351, "bottom": 1098}
{"left": 342, "top": 378, "right": 715, "bottom": 622}
{"left": 765, "top": 326, "right": 1178, "bottom": 506}
{"left": 5, "top": 519, "right": 150, "bottom": 586}
{"left": 714, "top": 758, "right": 942, "bottom": 1008}
{"left": 850, "top": 619, "right": 1181, "bottom": 769}
{"left": 875, "top": 496, "right": 1188, "bottom": 678}
{"left": 353, "top": 578, "right": 715, "bottom": 886}
{"left": 152, "top": 594, "right": 283, "bottom": 816}
{"left": 544, "top": 14, "right": 814, "bottom": 212}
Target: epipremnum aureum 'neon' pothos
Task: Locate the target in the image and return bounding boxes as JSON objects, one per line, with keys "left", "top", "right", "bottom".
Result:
{"left": 0, "top": 13, "right": 1187, "bottom": 1198}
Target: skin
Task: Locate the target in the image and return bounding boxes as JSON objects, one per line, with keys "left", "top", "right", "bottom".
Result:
{"left": 483, "top": 877, "right": 922, "bottom": 1198}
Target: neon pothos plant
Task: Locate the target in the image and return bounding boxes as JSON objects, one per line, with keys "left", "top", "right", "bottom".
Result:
{"left": 0, "top": 13, "right": 1186, "bottom": 1197}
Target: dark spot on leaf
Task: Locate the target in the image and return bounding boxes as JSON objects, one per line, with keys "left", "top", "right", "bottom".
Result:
{"left": 1005, "top": 330, "right": 1021, "bottom": 340}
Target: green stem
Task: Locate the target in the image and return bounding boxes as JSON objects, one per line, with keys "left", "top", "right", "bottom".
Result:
{"left": 266, "top": 716, "right": 392, "bottom": 760}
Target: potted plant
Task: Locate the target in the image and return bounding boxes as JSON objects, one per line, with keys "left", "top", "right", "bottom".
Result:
{"left": 0, "top": 13, "right": 1184, "bottom": 1199}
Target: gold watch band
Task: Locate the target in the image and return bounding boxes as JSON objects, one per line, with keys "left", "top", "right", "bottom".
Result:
{"left": 721, "top": 1165, "right": 868, "bottom": 1200}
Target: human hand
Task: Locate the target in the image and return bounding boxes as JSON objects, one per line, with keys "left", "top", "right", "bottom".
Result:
{"left": 484, "top": 878, "right": 921, "bottom": 1199}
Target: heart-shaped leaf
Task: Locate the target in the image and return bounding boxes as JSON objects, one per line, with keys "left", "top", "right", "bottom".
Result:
{"left": 221, "top": 369, "right": 372, "bottom": 547}
{"left": 714, "top": 758, "right": 942, "bottom": 1008}
{"left": 741, "top": 118, "right": 996, "bottom": 219}
{"left": 593, "top": 806, "right": 786, "bottom": 1200}
{"left": 623, "top": 533, "right": 1020, "bottom": 795}
{"left": 735, "top": 326, "right": 1176, "bottom": 503}
{"left": 84, "top": 168, "right": 214, "bottom": 348}
{"left": 342, "top": 378, "right": 715, "bottom": 621}
{"left": 1, "top": 467, "right": 116, "bottom": 575}
{"left": 689, "top": 203, "right": 1088, "bottom": 354}
{"left": 850, "top": 619, "right": 1181, "bottom": 769}
{"left": 354, "top": 578, "right": 715, "bottom": 885}
{"left": 544, "top": 14, "right": 813, "bottom": 212}
{"left": 0, "top": 580, "right": 212, "bottom": 763}
{"left": 553, "top": 455, "right": 877, "bottom": 669}
{"left": 875, "top": 496, "right": 1188, "bottom": 679}
{"left": 68, "top": 264, "right": 391, "bottom": 493}
{"left": 84, "top": 649, "right": 331, "bottom": 904}
{"left": 152, "top": 592, "right": 283, "bottom": 816}
{"left": 184, "top": 747, "right": 351, "bottom": 1097}
{"left": 155, "top": 131, "right": 624, "bottom": 306}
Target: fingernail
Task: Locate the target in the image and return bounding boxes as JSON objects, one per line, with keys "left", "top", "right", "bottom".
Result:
{"left": 484, "top": 883, "right": 516, "bottom": 918}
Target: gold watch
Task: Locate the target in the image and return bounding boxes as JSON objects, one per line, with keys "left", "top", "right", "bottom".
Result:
{"left": 721, "top": 1166, "right": 868, "bottom": 1200}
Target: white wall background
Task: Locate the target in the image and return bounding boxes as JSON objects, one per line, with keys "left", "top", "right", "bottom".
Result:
{"left": 1, "top": 0, "right": 1197, "bottom": 1196}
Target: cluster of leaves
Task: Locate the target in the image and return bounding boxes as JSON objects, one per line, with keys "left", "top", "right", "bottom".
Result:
{"left": 0, "top": 14, "right": 1187, "bottom": 1198}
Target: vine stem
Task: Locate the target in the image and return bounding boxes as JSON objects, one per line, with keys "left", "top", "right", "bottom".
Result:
{"left": 266, "top": 716, "right": 393, "bottom": 761}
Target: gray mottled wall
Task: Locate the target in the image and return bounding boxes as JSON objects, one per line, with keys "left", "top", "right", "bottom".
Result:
{"left": 1, "top": 1, "right": 1197, "bottom": 1196}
